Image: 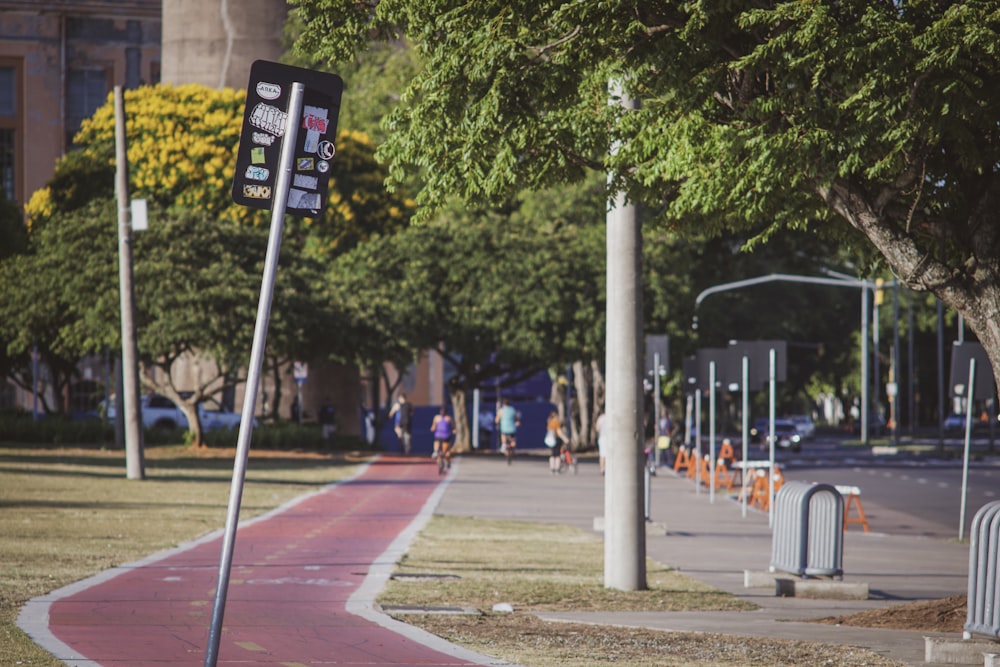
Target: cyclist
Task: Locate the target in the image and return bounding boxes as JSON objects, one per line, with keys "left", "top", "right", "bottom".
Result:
{"left": 545, "top": 410, "right": 570, "bottom": 474}
{"left": 430, "top": 406, "right": 454, "bottom": 473}
{"left": 495, "top": 399, "right": 521, "bottom": 464}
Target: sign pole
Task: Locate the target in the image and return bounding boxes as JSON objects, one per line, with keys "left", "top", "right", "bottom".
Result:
{"left": 204, "top": 81, "right": 305, "bottom": 667}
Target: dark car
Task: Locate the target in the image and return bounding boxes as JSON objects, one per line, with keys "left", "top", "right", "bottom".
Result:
{"left": 749, "top": 418, "right": 802, "bottom": 452}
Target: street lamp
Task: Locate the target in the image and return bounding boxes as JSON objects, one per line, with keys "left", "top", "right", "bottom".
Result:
{"left": 693, "top": 272, "right": 874, "bottom": 444}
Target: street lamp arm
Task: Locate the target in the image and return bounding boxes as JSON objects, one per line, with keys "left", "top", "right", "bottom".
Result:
{"left": 694, "top": 273, "right": 867, "bottom": 310}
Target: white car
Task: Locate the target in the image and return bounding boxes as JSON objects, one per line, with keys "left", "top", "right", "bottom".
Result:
{"left": 106, "top": 393, "right": 248, "bottom": 431}
{"left": 787, "top": 415, "right": 816, "bottom": 440}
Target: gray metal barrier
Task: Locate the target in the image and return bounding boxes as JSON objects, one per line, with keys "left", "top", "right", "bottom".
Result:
{"left": 770, "top": 481, "right": 844, "bottom": 578}
{"left": 964, "top": 500, "right": 1000, "bottom": 639}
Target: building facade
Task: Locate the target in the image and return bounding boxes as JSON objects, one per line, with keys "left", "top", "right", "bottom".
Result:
{"left": 0, "top": 1, "right": 161, "bottom": 207}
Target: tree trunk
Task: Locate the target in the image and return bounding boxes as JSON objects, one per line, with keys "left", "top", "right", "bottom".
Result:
{"left": 591, "top": 358, "right": 606, "bottom": 421}
{"left": 450, "top": 388, "right": 470, "bottom": 453}
{"left": 819, "top": 178, "right": 1000, "bottom": 398}
{"left": 178, "top": 401, "right": 206, "bottom": 448}
{"left": 573, "top": 359, "right": 591, "bottom": 450}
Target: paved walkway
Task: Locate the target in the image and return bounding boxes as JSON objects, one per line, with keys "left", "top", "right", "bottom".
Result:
{"left": 20, "top": 456, "right": 506, "bottom": 666}
{"left": 21, "top": 451, "right": 975, "bottom": 666}
{"left": 435, "top": 454, "right": 971, "bottom": 667}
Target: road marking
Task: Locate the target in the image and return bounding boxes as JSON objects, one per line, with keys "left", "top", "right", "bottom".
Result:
{"left": 235, "top": 641, "right": 267, "bottom": 653}
{"left": 937, "top": 482, "right": 949, "bottom": 488}
{"left": 917, "top": 478, "right": 928, "bottom": 484}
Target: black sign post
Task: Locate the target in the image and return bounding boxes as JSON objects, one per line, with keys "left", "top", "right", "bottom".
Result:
{"left": 205, "top": 61, "right": 342, "bottom": 667}
{"left": 232, "top": 60, "right": 343, "bottom": 216}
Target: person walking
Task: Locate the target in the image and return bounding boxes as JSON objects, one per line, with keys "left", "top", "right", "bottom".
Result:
{"left": 319, "top": 397, "right": 336, "bottom": 444}
{"left": 595, "top": 411, "right": 606, "bottom": 475}
{"left": 430, "top": 405, "right": 454, "bottom": 462}
{"left": 495, "top": 398, "right": 520, "bottom": 464}
{"left": 389, "top": 393, "right": 413, "bottom": 455}
{"left": 545, "top": 410, "right": 569, "bottom": 474}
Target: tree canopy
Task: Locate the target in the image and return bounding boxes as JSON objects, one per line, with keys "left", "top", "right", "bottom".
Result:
{"left": 292, "top": 0, "right": 1000, "bottom": 387}
{"left": 25, "top": 83, "right": 412, "bottom": 257}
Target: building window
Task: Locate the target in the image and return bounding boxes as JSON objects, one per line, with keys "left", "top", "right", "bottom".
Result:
{"left": 0, "top": 65, "right": 15, "bottom": 202}
{"left": 0, "top": 129, "right": 14, "bottom": 201}
{"left": 66, "top": 68, "right": 109, "bottom": 147}
{"left": 0, "top": 67, "right": 14, "bottom": 116}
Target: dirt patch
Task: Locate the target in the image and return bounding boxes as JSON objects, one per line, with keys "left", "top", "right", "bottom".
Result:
{"left": 811, "top": 594, "right": 967, "bottom": 633}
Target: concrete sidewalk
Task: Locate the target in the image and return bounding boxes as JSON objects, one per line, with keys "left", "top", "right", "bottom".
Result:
{"left": 436, "top": 453, "right": 971, "bottom": 666}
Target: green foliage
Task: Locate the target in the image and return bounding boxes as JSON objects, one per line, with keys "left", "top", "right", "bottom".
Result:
{"left": 25, "top": 83, "right": 411, "bottom": 258}
{"left": 0, "top": 195, "right": 27, "bottom": 259}
{"left": 0, "top": 412, "right": 114, "bottom": 445}
{"left": 293, "top": 1, "right": 1000, "bottom": 294}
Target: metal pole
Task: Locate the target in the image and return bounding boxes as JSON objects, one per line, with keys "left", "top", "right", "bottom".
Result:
{"left": 861, "top": 284, "right": 869, "bottom": 444}
{"left": 603, "top": 79, "right": 645, "bottom": 591}
{"left": 694, "top": 389, "right": 702, "bottom": 496}
{"left": 937, "top": 300, "right": 945, "bottom": 450}
{"left": 908, "top": 295, "right": 915, "bottom": 435}
{"left": 893, "top": 280, "right": 900, "bottom": 445}
{"left": 114, "top": 86, "right": 145, "bottom": 480}
{"left": 768, "top": 348, "right": 776, "bottom": 528}
{"left": 653, "top": 352, "right": 661, "bottom": 468}
{"left": 709, "top": 360, "right": 716, "bottom": 504}
{"left": 204, "top": 82, "right": 305, "bottom": 667}
{"left": 741, "top": 355, "right": 749, "bottom": 518}
{"left": 472, "top": 388, "right": 480, "bottom": 450}
{"left": 959, "top": 358, "right": 975, "bottom": 542}
{"left": 873, "top": 291, "right": 881, "bottom": 436}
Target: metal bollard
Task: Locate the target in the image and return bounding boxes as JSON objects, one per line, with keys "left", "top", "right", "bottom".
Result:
{"left": 770, "top": 481, "right": 844, "bottom": 579}
{"left": 964, "top": 501, "right": 1000, "bottom": 639}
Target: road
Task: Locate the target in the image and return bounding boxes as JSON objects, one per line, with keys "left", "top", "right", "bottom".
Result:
{"left": 772, "top": 434, "right": 1000, "bottom": 539}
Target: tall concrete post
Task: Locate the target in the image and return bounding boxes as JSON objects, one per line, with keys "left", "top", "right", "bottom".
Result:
{"left": 604, "top": 80, "right": 645, "bottom": 591}
{"left": 162, "top": 0, "right": 288, "bottom": 90}
{"left": 115, "top": 87, "right": 145, "bottom": 480}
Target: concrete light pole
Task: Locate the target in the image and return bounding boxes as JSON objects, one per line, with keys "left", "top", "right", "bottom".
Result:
{"left": 115, "top": 86, "right": 145, "bottom": 481}
{"left": 604, "top": 79, "right": 645, "bottom": 591}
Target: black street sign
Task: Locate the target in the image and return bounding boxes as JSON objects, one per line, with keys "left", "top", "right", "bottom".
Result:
{"left": 231, "top": 60, "right": 344, "bottom": 217}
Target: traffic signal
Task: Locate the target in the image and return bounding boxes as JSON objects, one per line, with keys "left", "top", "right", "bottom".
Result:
{"left": 874, "top": 278, "right": 885, "bottom": 306}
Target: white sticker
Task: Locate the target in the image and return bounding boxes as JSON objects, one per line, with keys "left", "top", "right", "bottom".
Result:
{"left": 255, "top": 81, "right": 281, "bottom": 100}
{"left": 317, "top": 140, "right": 335, "bottom": 160}
{"left": 249, "top": 103, "right": 286, "bottom": 137}
{"left": 252, "top": 131, "right": 275, "bottom": 146}
{"left": 245, "top": 165, "right": 270, "bottom": 181}
{"left": 293, "top": 173, "right": 318, "bottom": 190}
{"left": 288, "top": 188, "right": 321, "bottom": 210}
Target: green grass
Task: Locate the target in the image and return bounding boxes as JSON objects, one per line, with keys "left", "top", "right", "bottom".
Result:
{"left": 0, "top": 443, "right": 362, "bottom": 667}
{"left": 380, "top": 516, "right": 753, "bottom": 613}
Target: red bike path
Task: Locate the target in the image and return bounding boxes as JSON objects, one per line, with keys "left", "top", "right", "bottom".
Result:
{"left": 19, "top": 456, "right": 507, "bottom": 667}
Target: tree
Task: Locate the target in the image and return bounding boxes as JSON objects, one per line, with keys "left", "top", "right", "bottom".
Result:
{"left": 327, "top": 205, "right": 605, "bottom": 451}
{"left": 292, "top": 0, "right": 1000, "bottom": 392}
{"left": 25, "top": 83, "right": 411, "bottom": 257}
{"left": 12, "top": 82, "right": 411, "bottom": 430}
{"left": 0, "top": 196, "right": 338, "bottom": 444}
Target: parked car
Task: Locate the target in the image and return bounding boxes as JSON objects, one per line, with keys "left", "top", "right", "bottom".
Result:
{"left": 786, "top": 415, "right": 816, "bottom": 440}
{"left": 749, "top": 418, "right": 802, "bottom": 452}
{"left": 106, "top": 393, "right": 248, "bottom": 431}
{"left": 943, "top": 413, "right": 988, "bottom": 434}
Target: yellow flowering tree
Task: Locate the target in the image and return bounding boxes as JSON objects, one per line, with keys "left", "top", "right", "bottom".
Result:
{"left": 26, "top": 83, "right": 411, "bottom": 254}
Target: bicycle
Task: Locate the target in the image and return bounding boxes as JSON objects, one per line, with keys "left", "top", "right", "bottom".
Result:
{"left": 559, "top": 445, "right": 578, "bottom": 475}
{"left": 501, "top": 433, "right": 516, "bottom": 466}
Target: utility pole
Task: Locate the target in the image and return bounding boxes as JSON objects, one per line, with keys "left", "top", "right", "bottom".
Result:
{"left": 114, "top": 86, "right": 145, "bottom": 480}
{"left": 604, "top": 79, "right": 645, "bottom": 591}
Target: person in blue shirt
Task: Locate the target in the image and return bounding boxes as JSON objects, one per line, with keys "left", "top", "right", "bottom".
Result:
{"left": 495, "top": 399, "right": 521, "bottom": 457}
